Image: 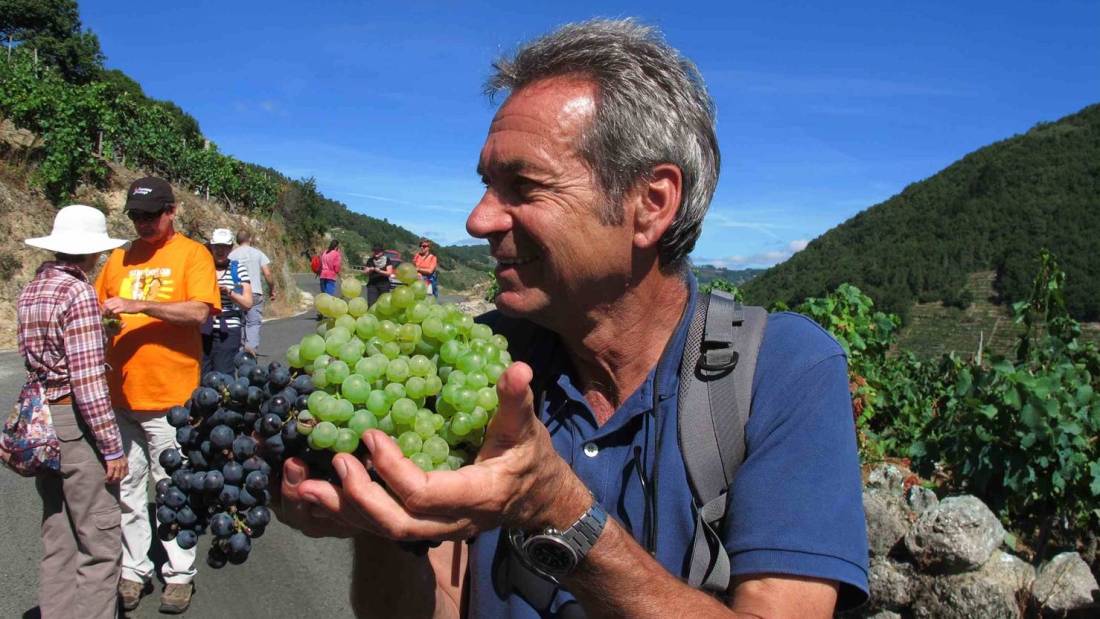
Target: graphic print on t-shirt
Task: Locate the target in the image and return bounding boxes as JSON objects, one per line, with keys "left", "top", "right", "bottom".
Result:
{"left": 119, "top": 268, "right": 175, "bottom": 304}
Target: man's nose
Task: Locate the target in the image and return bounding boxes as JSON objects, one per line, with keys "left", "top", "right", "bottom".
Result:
{"left": 467, "top": 191, "right": 511, "bottom": 239}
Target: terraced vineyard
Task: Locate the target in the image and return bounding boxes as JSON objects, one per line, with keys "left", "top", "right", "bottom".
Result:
{"left": 897, "top": 271, "right": 1100, "bottom": 359}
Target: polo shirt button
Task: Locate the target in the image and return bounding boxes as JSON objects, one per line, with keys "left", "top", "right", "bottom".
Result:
{"left": 583, "top": 442, "right": 599, "bottom": 457}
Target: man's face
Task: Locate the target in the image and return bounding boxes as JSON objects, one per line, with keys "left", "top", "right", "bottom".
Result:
{"left": 466, "top": 76, "right": 634, "bottom": 321}
{"left": 211, "top": 244, "right": 232, "bottom": 268}
{"left": 127, "top": 206, "right": 175, "bottom": 243}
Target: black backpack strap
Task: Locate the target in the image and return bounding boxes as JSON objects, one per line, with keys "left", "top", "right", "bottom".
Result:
{"left": 678, "top": 291, "right": 768, "bottom": 593}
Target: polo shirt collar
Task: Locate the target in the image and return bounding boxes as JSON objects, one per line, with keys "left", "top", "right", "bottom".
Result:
{"left": 538, "top": 273, "right": 699, "bottom": 437}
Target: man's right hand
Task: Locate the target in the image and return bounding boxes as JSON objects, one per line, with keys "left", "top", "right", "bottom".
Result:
{"left": 272, "top": 458, "right": 363, "bottom": 538}
{"left": 104, "top": 457, "right": 129, "bottom": 484}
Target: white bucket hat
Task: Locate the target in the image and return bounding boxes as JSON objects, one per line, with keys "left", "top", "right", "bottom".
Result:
{"left": 209, "top": 228, "right": 234, "bottom": 246}
{"left": 24, "top": 204, "right": 127, "bottom": 255}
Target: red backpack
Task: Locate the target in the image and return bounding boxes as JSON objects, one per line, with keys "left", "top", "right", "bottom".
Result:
{"left": 310, "top": 254, "right": 322, "bottom": 275}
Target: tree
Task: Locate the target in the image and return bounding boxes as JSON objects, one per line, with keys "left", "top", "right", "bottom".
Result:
{"left": 0, "top": 0, "right": 103, "bottom": 83}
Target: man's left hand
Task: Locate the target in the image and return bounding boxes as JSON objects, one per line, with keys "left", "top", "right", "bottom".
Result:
{"left": 297, "top": 362, "right": 590, "bottom": 541}
{"left": 102, "top": 297, "right": 145, "bottom": 316}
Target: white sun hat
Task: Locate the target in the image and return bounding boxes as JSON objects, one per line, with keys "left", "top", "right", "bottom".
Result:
{"left": 24, "top": 204, "right": 127, "bottom": 255}
{"left": 210, "top": 228, "right": 234, "bottom": 246}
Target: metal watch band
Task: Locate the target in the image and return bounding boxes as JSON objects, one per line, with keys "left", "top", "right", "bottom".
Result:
{"left": 560, "top": 501, "right": 608, "bottom": 558}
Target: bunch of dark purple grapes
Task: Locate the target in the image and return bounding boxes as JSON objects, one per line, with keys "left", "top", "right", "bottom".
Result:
{"left": 155, "top": 351, "right": 321, "bottom": 567}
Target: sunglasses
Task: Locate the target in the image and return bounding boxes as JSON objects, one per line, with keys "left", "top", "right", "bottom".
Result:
{"left": 126, "top": 209, "right": 165, "bottom": 222}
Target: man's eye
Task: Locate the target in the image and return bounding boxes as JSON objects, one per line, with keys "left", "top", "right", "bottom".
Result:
{"left": 514, "top": 178, "right": 541, "bottom": 195}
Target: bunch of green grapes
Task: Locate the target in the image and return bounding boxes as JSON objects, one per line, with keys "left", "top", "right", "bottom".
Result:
{"left": 285, "top": 263, "right": 510, "bottom": 471}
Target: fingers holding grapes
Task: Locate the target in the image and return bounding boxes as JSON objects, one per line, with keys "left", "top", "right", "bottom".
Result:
{"left": 294, "top": 362, "right": 580, "bottom": 541}
{"left": 274, "top": 457, "right": 362, "bottom": 538}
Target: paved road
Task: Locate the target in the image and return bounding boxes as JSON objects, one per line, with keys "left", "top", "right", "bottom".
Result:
{"left": 0, "top": 274, "right": 361, "bottom": 619}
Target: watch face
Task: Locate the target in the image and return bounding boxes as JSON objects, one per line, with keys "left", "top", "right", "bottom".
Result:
{"left": 523, "top": 535, "right": 579, "bottom": 577}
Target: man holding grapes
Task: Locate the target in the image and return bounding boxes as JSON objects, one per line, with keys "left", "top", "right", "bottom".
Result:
{"left": 276, "top": 19, "right": 867, "bottom": 618}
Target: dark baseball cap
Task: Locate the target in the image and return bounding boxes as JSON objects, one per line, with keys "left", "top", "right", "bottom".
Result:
{"left": 125, "top": 177, "right": 175, "bottom": 212}
{"left": 372, "top": 243, "right": 384, "bottom": 251}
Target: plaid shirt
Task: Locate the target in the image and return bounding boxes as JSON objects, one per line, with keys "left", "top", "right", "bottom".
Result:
{"left": 17, "top": 261, "right": 123, "bottom": 459}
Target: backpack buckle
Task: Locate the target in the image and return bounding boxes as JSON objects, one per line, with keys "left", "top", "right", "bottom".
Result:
{"left": 699, "top": 343, "right": 738, "bottom": 372}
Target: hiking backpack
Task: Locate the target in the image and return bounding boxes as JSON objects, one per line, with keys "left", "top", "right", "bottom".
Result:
{"left": 310, "top": 254, "right": 322, "bottom": 275}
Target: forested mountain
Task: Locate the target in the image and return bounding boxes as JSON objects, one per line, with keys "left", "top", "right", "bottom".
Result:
{"left": 742, "top": 103, "right": 1100, "bottom": 321}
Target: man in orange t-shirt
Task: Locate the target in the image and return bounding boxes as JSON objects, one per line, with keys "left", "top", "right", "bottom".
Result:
{"left": 95, "top": 176, "right": 219, "bottom": 614}
{"left": 413, "top": 238, "right": 439, "bottom": 298}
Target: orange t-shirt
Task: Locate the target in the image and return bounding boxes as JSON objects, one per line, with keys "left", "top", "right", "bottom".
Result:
{"left": 413, "top": 252, "right": 437, "bottom": 277}
{"left": 95, "top": 233, "right": 220, "bottom": 411}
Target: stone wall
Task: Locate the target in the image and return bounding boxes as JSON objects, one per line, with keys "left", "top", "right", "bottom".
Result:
{"left": 851, "top": 464, "right": 1099, "bottom": 618}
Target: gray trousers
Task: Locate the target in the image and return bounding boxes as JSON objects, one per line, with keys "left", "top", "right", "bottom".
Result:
{"left": 243, "top": 293, "right": 265, "bottom": 351}
{"left": 35, "top": 403, "right": 121, "bottom": 619}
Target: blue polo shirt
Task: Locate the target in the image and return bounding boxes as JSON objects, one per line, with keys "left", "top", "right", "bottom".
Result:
{"left": 470, "top": 278, "right": 869, "bottom": 616}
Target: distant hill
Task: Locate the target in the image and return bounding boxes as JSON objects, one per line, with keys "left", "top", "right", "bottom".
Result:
{"left": 692, "top": 265, "right": 764, "bottom": 287}
{"left": 742, "top": 103, "right": 1100, "bottom": 321}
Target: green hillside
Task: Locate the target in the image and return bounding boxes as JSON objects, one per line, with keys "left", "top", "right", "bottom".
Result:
{"left": 692, "top": 265, "right": 763, "bottom": 287}
{"left": 742, "top": 103, "right": 1100, "bottom": 321}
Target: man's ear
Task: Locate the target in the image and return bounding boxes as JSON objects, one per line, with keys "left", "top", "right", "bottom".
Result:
{"left": 632, "top": 163, "right": 683, "bottom": 251}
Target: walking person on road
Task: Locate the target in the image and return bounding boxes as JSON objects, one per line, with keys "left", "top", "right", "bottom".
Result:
{"left": 229, "top": 230, "right": 275, "bottom": 355}
{"left": 319, "top": 239, "right": 342, "bottom": 296}
{"left": 413, "top": 238, "right": 439, "bottom": 299}
{"left": 364, "top": 243, "right": 396, "bottom": 305}
{"left": 18, "top": 205, "right": 129, "bottom": 619}
{"left": 203, "top": 228, "right": 252, "bottom": 374}
{"left": 95, "top": 177, "right": 220, "bottom": 614}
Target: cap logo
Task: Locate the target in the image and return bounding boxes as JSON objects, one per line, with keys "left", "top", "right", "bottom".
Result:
{"left": 133, "top": 187, "right": 153, "bottom": 195}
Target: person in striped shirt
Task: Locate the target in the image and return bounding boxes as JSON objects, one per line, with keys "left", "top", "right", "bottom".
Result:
{"left": 18, "top": 204, "right": 129, "bottom": 619}
{"left": 202, "top": 228, "right": 252, "bottom": 374}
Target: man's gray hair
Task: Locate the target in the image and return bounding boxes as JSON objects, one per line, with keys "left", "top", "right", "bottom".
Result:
{"left": 486, "top": 18, "right": 720, "bottom": 269}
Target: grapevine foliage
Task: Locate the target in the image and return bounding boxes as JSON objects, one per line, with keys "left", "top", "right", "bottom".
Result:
{"left": 0, "top": 49, "right": 278, "bottom": 208}
{"left": 789, "top": 252, "right": 1100, "bottom": 543}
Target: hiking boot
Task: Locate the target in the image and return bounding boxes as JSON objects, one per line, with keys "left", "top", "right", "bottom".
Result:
{"left": 159, "top": 582, "right": 194, "bottom": 614}
{"left": 118, "top": 578, "right": 151, "bottom": 611}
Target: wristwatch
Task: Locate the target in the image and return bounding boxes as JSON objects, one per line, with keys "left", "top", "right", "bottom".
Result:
{"left": 507, "top": 499, "right": 608, "bottom": 583}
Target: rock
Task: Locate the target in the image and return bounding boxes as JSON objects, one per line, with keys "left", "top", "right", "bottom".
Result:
{"left": 298, "top": 291, "right": 315, "bottom": 311}
{"left": 905, "top": 495, "right": 1004, "bottom": 573}
{"left": 990, "top": 550, "right": 1037, "bottom": 592}
{"left": 911, "top": 551, "right": 1031, "bottom": 618}
{"left": 907, "top": 485, "right": 939, "bottom": 514}
{"left": 865, "top": 611, "right": 902, "bottom": 619}
{"left": 1032, "top": 552, "right": 1099, "bottom": 614}
{"left": 864, "top": 490, "right": 911, "bottom": 556}
{"left": 867, "top": 464, "right": 907, "bottom": 497}
{"left": 868, "top": 557, "right": 914, "bottom": 610}
{"left": 455, "top": 298, "right": 495, "bottom": 317}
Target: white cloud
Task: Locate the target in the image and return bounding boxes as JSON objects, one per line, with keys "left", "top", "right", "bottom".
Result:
{"left": 698, "top": 238, "right": 809, "bottom": 269}
{"left": 704, "top": 211, "right": 785, "bottom": 239}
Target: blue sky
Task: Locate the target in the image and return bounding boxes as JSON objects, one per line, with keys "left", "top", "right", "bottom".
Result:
{"left": 81, "top": 0, "right": 1099, "bottom": 268}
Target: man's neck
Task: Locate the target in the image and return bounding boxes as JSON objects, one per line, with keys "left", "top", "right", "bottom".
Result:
{"left": 556, "top": 269, "right": 689, "bottom": 425}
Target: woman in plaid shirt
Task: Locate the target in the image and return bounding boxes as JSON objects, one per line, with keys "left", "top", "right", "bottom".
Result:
{"left": 17, "top": 205, "right": 129, "bottom": 619}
